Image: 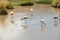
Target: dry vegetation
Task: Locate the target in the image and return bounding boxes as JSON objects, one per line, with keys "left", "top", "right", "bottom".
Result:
{"left": 52, "top": 0, "right": 60, "bottom": 8}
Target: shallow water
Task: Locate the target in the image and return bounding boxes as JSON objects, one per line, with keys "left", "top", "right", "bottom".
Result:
{"left": 0, "top": 5, "right": 60, "bottom": 40}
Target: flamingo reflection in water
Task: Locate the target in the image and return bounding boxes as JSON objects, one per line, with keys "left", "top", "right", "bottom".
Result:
{"left": 21, "top": 16, "right": 29, "bottom": 30}
{"left": 53, "top": 17, "right": 58, "bottom": 27}
{"left": 10, "top": 11, "right": 14, "bottom": 24}
{"left": 29, "top": 8, "right": 34, "bottom": 21}
{"left": 59, "top": 15, "right": 60, "bottom": 24}
{"left": 40, "top": 20, "right": 46, "bottom": 32}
